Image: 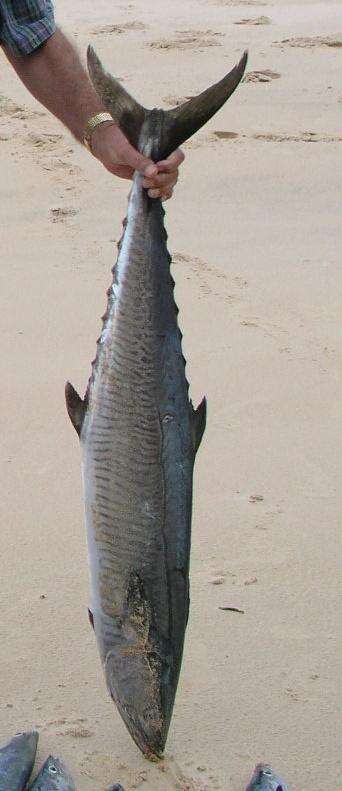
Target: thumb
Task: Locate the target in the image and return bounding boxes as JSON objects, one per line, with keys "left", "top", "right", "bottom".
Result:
{"left": 119, "top": 136, "right": 158, "bottom": 178}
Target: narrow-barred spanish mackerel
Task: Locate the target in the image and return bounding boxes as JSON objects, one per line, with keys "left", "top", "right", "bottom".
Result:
{"left": 66, "top": 46, "right": 247, "bottom": 759}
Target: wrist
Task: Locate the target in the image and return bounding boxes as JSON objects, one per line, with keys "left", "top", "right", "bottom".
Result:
{"left": 83, "top": 112, "right": 116, "bottom": 154}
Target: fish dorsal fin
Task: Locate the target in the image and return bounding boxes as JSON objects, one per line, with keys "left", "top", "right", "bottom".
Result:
{"left": 87, "top": 47, "right": 247, "bottom": 160}
{"left": 87, "top": 46, "right": 148, "bottom": 150}
{"left": 65, "top": 382, "right": 86, "bottom": 437}
{"left": 190, "top": 397, "right": 207, "bottom": 454}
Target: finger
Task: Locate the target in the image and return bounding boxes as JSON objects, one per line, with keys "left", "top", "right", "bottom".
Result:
{"left": 147, "top": 188, "right": 162, "bottom": 199}
{"left": 143, "top": 172, "right": 178, "bottom": 189}
{"left": 161, "top": 187, "right": 174, "bottom": 202}
{"left": 156, "top": 148, "right": 185, "bottom": 173}
{"left": 119, "top": 139, "right": 158, "bottom": 178}
{"left": 105, "top": 126, "right": 158, "bottom": 177}
{"left": 148, "top": 186, "right": 174, "bottom": 200}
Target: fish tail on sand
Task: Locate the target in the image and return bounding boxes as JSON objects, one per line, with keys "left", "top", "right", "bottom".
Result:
{"left": 66, "top": 46, "right": 247, "bottom": 759}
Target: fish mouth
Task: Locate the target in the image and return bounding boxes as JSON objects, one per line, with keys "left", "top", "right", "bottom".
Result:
{"left": 105, "top": 647, "right": 174, "bottom": 759}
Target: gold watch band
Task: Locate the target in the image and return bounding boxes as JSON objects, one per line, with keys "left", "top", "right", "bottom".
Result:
{"left": 83, "top": 112, "right": 115, "bottom": 153}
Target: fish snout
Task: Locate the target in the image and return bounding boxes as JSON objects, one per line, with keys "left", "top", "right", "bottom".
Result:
{"left": 105, "top": 648, "right": 170, "bottom": 759}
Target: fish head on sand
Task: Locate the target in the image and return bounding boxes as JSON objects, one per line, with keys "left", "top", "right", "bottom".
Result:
{"left": 246, "top": 763, "right": 289, "bottom": 791}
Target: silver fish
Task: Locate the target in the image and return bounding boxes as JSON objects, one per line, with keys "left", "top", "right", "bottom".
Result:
{"left": 66, "top": 45, "right": 247, "bottom": 758}
{"left": 246, "top": 763, "right": 289, "bottom": 791}
{"left": 0, "top": 731, "right": 38, "bottom": 791}
{"left": 28, "top": 755, "right": 75, "bottom": 791}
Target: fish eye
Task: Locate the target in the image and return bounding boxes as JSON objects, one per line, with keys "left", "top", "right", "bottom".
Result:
{"left": 162, "top": 414, "right": 174, "bottom": 423}
{"left": 49, "top": 765, "right": 57, "bottom": 773}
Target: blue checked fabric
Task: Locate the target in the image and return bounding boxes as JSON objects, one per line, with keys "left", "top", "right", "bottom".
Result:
{"left": 0, "top": 0, "right": 56, "bottom": 54}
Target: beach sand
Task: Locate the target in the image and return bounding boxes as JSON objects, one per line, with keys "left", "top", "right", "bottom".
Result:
{"left": 0, "top": 0, "right": 341, "bottom": 788}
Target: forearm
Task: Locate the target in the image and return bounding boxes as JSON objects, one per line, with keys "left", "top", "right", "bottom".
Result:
{"left": 3, "top": 28, "right": 104, "bottom": 142}
{"left": 3, "top": 26, "right": 183, "bottom": 198}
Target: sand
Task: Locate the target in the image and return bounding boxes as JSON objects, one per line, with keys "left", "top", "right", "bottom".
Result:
{"left": 0, "top": 0, "right": 341, "bottom": 788}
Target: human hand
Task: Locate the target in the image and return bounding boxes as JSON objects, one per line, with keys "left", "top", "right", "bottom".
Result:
{"left": 90, "top": 121, "right": 184, "bottom": 200}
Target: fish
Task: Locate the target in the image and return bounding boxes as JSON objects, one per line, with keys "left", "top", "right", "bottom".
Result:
{"left": 246, "top": 763, "right": 289, "bottom": 791}
{"left": 66, "top": 44, "right": 247, "bottom": 759}
{"left": 0, "top": 731, "right": 38, "bottom": 791}
{"left": 106, "top": 785, "right": 125, "bottom": 791}
{"left": 28, "top": 755, "right": 75, "bottom": 791}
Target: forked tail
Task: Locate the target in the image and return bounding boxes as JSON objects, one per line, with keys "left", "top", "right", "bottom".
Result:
{"left": 87, "top": 46, "right": 248, "bottom": 160}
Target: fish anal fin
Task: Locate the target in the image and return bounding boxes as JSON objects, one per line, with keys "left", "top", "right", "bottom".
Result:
{"left": 65, "top": 381, "right": 86, "bottom": 437}
{"left": 190, "top": 397, "right": 207, "bottom": 454}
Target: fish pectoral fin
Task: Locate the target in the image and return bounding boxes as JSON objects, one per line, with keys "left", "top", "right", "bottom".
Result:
{"left": 190, "top": 397, "right": 207, "bottom": 454}
{"left": 65, "top": 382, "right": 86, "bottom": 437}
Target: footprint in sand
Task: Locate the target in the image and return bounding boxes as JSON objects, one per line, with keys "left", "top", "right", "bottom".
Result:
{"left": 251, "top": 131, "right": 342, "bottom": 143}
{"left": 43, "top": 717, "right": 93, "bottom": 738}
{"left": 211, "top": 0, "right": 269, "bottom": 6}
{"left": 243, "top": 69, "right": 280, "bottom": 83}
{"left": 183, "top": 130, "right": 239, "bottom": 149}
{"left": 149, "top": 30, "right": 223, "bottom": 51}
{"left": 81, "top": 753, "right": 214, "bottom": 790}
{"left": 213, "top": 130, "right": 239, "bottom": 140}
{"left": 26, "top": 132, "right": 64, "bottom": 151}
{"left": 0, "top": 93, "right": 45, "bottom": 119}
{"left": 173, "top": 253, "right": 247, "bottom": 306}
{"left": 235, "top": 15, "right": 271, "bottom": 25}
{"left": 275, "top": 34, "right": 342, "bottom": 48}
{"left": 91, "top": 20, "right": 146, "bottom": 35}
{"left": 58, "top": 725, "right": 93, "bottom": 738}
{"left": 50, "top": 207, "right": 79, "bottom": 223}
{"left": 162, "top": 94, "right": 193, "bottom": 107}
{"left": 240, "top": 318, "right": 287, "bottom": 340}
{"left": 175, "top": 28, "right": 224, "bottom": 37}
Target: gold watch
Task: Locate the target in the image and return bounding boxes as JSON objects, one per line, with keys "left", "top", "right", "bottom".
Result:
{"left": 83, "top": 112, "right": 114, "bottom": 153}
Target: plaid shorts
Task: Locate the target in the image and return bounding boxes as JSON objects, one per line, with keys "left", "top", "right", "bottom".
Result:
{"left": 0, "top": 0, "right": 56, "bottom": 55}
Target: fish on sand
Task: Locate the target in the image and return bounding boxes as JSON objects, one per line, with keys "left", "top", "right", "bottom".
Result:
{"left": 246, "top": 763, "right": 289, "bottom": 791}
{"left": 28, "top": 755, "right": 75, "bottom": 790}
{"left": 0, "top": 731, "right": 38, "bottom": 791}
{"left": 66, "top": 45, "right": 247, "bottom": 759}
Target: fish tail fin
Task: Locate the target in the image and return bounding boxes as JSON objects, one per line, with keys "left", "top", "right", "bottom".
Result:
{"left": 87, "top": 46, "right": 247, "bottom": 160}
{"left": 163, "top": 51, "right": 247, "bottom": 156}
{"left": 87, "top": 46, "right": 148, "bottom": 150}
